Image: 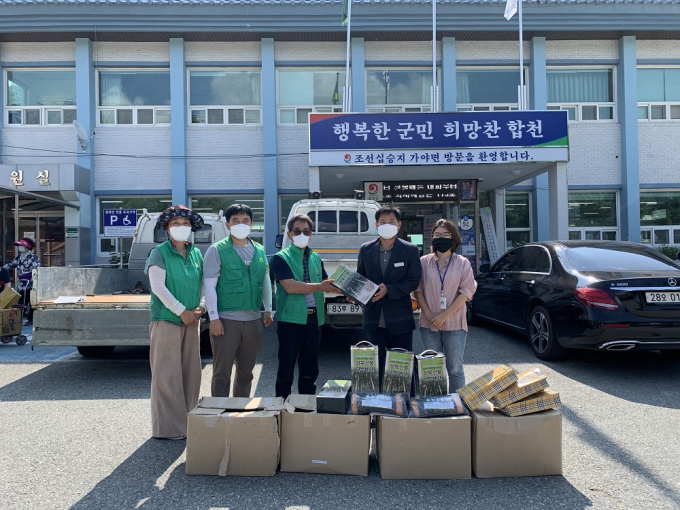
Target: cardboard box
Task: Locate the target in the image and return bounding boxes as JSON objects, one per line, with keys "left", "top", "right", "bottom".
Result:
{"left": 376, "top": 415, "right": 471, "bottom": 479}
{"left": 0, "top": 286, "right": 20, "bottom": 309}
{"left": 0, "top": 308, "right": 22, "bottom": 337}
{"left": 280, "top": 394, "right": 371, "bottom": 476}
{"left": 185, "top": 397, "right": 283, "bottom": 477}
{"left": 316, "top": 380, "right": 352, "bottom": 414}
{"left": 472, "top": 409, "right": 562, "bottom": 478}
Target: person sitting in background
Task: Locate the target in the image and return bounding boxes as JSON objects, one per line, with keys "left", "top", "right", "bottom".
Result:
{"left": 4, "top": 238, "right": 41, "bottom": 326}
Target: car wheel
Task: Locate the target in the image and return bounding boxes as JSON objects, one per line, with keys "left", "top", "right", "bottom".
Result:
{"left": 528, "top": 305, "right": 567, "bottom": 361}
{"left": 77, "top": 346, "right": 116, "bottom": 357}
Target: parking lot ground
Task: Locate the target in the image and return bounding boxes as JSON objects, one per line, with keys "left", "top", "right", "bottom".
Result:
{"left": 1, "top": 321, "right": 679, "bottom": 510}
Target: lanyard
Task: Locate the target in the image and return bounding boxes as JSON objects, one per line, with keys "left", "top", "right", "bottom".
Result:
{"left": 437, "top": 255, "right": 453, "bottom": 297}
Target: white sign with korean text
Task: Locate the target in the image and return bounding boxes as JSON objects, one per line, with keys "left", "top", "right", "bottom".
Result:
{"left": 479, "top": 207, "right": 500, "bottom": 264}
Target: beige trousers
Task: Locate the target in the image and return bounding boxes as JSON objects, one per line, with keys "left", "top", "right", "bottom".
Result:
{"left": 149, "top": 320, "right": 202, "bottom": 438}
{"left": 210, "top": 318, "right": 265, "bottom": 398}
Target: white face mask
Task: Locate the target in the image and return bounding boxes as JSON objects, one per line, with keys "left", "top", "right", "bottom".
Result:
{"left": 17, "top": 246, "right": 27, "bottom": 253}
{"left": 169, "top": 226, "right": 192, "bottom": 243}
{"left": 229, "top": 224, "right": 251, "bottom": 240}
{"left": 377, "top": 224, "right": 399, "bottom": 239}
{"left": 291, "top": 233, "right": 310, "bottom": 249}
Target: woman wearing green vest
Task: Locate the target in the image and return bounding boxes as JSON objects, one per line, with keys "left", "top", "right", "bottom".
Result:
{"left": 272, "top": 213, "right": 342, "bottom": 399}
{"left": 144, "top": 205, "right": 205, "bottom": 440}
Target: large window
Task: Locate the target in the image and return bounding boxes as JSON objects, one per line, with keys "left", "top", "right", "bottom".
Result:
{"left": 457, "top": 69, "right": 521, "bottom": 112}
{"left": 568, "top": 191, "right": 618, "bottom": 241}
{"left": 637, "top": 68, "right": 680, "bottom": 121}
{"left": 547, "top": 68, "right": 615, "bottom": 122}
{"left": 6, "top": 70, "right": 76, "bottom": 126}
{"left": 189, "top": 70, "right": 261, "bottom": 125}
{"left": 640, "top": 190, "right": 680, "bottom": 246}
{"left": 97, "top": 70, "right": 171, "bottom": 126}
{"left": 366, "top": 69, "right": 434, "bottom": 113}
{"left": 97, "top": 196, "right": 172, "bottom": 256}
{"left": 278, "top": 70, "right": 345, "bottom": 124}
{"left": 505, "top": 192, "right": 531, "bottom": 248}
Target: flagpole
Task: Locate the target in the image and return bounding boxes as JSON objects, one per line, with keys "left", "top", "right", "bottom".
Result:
{"left": 432, "top": 0, "right": 438, "bottom": 112}
{"left": 344, "top": 0, "right": 352, "bottom": 112}
{"left": 518, "top": 0, "right": 525, "bottom": 110}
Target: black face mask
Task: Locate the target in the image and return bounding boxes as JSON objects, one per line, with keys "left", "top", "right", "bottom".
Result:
{"left": 432, "top": 237, "right": 454, "bottom": 253}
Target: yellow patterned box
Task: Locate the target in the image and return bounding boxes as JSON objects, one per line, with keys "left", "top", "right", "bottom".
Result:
{"left": 490, "top": 369, "right": 549, "bottom": 408}
{"left": 458, "top": 365, "right": 517, "bottom": 411}
{"left": 498, "top": 389, "right": 562, "bottom": 417}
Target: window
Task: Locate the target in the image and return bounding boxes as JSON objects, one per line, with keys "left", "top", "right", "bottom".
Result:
{"left": 637, "top": 68, "right": 680, "bottom": 121}
{"left": 568, "top": 191, "right": 618, "bottom": 241}
{"left": 456, "top": 69, "right": 522, "bottom": 112}
{"left": 547, "top": 69, "right": 615, "bottom": 122}
{"left": 366, "top": 69, "right": 434, "bottom": 113}
{"left": 307, "top": 210, "right": 369, "bottom": 233}
{"left": 492, "top": 248, "right": 522, "bottom": 273}
{"left": 517, "top": 246, "right": 551, "bottom": 273}
{"left": 640, "top": 190, "right": 680, "bottom": 247}
{"left": 505, "top": 192, "right": 531, "bottom": 248}
{"left": 189, "top": 71, "right": 261, "bottom": 125}
{"left": 278, "top": 70, "right": 345, "bottom": 124}
{"left": 6, "top": 70, "right": 76, "bottom": 126}
{"left": 189, "top": 195, "right": 264, "bottom": 238}
{"left": 97, "top": 196, "right": 172, "bottom": 256}
{"left": 279, "top": 194, "right": 307, "bottom": 232}
{"left": 97, "top": 71, "right": 171, "bottom": 126}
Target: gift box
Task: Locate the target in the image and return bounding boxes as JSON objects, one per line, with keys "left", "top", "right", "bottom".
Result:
{"left": 490, "top": 368, "right": 549, "bottom": 408}
{"left": 316, "top": 380, "right": 352, "bottom": 414}
{"left": 497, "top": 389, "right": 562, "bottom": 417}
{"left": 457, "top": 364, "right": 518, "bottom": 411}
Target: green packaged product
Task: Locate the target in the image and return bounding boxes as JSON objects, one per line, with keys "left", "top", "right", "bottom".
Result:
{"left": 383, "top": 348, "right": 414, "bottom": 396}
{"left": 350, "top": 341, "right": 380, "bottom": 394}
{"left": 415, "top": 350, "right": 448, "bottom": 397}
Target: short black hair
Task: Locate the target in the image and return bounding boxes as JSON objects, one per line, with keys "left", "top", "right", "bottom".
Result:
{"left": 375, "top": 205, "right": 401, "bottom": 222}
{"left": 225, "top": 203, "right": 253, "bottom": 223}
{"left": 287, "top": 213, "right": 314, "bottom": 232}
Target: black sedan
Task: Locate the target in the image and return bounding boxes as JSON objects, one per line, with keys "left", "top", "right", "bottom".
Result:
{"left": 470, "top": 241, "right": 680, "bottom": 360}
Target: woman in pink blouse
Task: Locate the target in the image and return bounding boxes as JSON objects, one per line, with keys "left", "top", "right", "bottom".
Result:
{"left": 414, "top": 219, "right": 477, "bottom": 392}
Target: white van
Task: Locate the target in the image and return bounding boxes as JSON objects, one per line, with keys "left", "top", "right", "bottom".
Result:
{"left": 277, "top": 199, "right": 381, "bottom": 329}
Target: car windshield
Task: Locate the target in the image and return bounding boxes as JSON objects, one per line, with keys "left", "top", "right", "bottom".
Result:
{"left": 565, "top": 246, "right": 680, "bottom": 272}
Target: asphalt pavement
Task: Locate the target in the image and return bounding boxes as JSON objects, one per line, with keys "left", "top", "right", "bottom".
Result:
{"left": 1, "top": 321, "right": 679, "bottom": 510}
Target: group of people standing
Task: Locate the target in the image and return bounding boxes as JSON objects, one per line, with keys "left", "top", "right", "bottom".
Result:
{"left": 145, "top": 203, "right": 476, "bottom": 440}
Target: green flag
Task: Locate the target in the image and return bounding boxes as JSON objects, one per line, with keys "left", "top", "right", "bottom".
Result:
{"left": 332, "top": 73, "right": 340, "bottom": 105}
{"left": 342, "top": 0, "right": 349, "bottom": 26}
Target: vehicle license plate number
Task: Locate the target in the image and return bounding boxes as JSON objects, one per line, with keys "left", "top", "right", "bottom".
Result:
{"left": 326, "top": 303, "right": 362, "bottom": 314}
{"left": 646, "top": 291, "right": 680, "bottom": 303}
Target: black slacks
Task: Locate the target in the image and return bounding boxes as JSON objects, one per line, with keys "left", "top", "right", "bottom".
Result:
{"left": 275, "top": 312, "right": 321, "bottom": 399}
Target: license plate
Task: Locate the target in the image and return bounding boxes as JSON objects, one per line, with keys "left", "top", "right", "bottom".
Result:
{"left": 646, "top": 291, "right": 680, "bottom": 303}
{"left": 326, "top": 303, "right": 362, "bottom": 315}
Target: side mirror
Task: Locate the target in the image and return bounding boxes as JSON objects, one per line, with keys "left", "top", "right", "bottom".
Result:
{"left": 275, "top": 234, "right": 283, "bottom": 250}
{"left": 479, "top": 263, "right": 491, "bottom": 273}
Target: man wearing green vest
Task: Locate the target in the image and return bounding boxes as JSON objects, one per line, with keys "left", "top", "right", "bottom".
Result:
{"left": 272, "top": 213, "right": 341, "bottom": 398}
{"left": 145, "top": 205, "right": 205, "bottom": 440}
{"left": 204, "top": 204, "right": 273, "bottom": 398}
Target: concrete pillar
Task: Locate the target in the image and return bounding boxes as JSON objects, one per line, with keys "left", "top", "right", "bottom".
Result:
{"left": 548, "top": 162, "right": 569, "bottom": 240}
{"left": 618, "top": 36, "right": 641, "bottom": 242}
{"left": 351, "top": 38, "right": 365, "bottom": 112}
{"left": 441, "top": 37, "right": 456, "bottom": 112}
{"left": 74, "top": 38, "right": 96, "bottom": 264}
{"left": 529, "top": 37, "right": 550, "bottom": 242}
{"left": 261, "top": 38, "right": 279, "bottom": 255}
{"left": 170, "top": 38, "right": 188, "bottom": 206}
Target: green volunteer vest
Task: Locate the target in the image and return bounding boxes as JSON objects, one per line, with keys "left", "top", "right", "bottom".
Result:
{"left": 149, "top": 240, "right": 203, "bottom": 324}
{"left": 214, "top": 236, "right": 267, "bottom": 311}
{"left": 275, "top": 245, "right": 325, "bottom": 325}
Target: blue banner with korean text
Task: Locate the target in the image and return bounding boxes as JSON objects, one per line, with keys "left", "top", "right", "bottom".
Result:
{"left": 309, "top": 111, "right": 569, "bottom": 166}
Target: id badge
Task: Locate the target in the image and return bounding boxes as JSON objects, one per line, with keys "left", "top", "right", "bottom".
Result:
{"left": 440, "top": 296, "right": 447, "bottom": 310}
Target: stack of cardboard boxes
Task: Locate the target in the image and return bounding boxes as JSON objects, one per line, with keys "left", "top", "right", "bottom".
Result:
{"left": 185, "top": 351, "right": 562, "bottom": 480}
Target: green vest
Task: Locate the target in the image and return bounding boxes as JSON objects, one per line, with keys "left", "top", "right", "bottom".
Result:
{"left": 275, "top": 245, "right": 325, "bottom": 325}
{"left": 149, "top": 240, "right": 203, "bottom": 324}
{"left": 215, "top": 237, "right": 267, "bottom": 311}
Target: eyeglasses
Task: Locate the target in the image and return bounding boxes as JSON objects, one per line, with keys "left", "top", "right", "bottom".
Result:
{"left": 291, "top": 229, "right": 312, "bottom": 236}
{"left": 432, "top": 233, "right": 453, "bottom": 239}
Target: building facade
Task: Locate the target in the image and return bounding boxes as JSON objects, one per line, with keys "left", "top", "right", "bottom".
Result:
{"left": 0, "top": 0, "right": 678, "bottom": 266}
